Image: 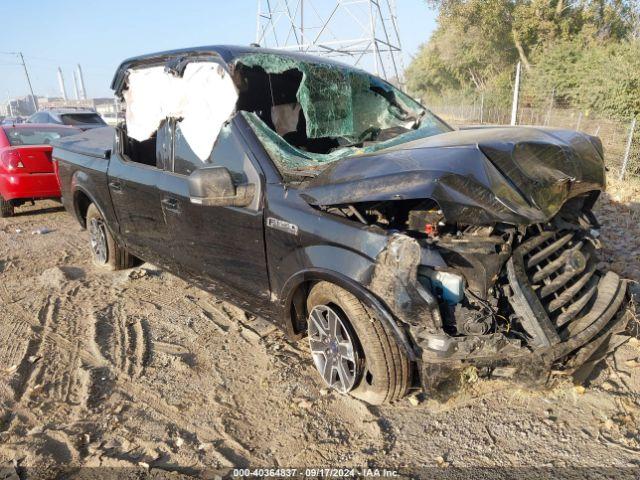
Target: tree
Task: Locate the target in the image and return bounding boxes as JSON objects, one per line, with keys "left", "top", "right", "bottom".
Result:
{"left": 528, "top": 37, "right": 640, "bottom": 117}
{"left": 407, "top": 0, "right": 640, "bottom": 117}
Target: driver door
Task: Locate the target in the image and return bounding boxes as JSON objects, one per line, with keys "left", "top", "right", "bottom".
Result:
{"left": 161, "top": 117, "right": 272, "bottom": 313}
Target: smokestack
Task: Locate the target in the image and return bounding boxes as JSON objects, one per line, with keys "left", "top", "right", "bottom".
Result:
{"left": 72, "top": 69, "right": 81, "bottom": 100}
{"left": 57, "top": 67, "right": 68, "bottom": 101}
{"left": 76, "top": 64, "right": 87, "bottom": 100}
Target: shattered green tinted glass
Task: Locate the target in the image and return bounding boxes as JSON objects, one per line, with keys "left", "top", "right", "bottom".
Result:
{"left": 242, "top": 111, "right": 360, "bottom": 168}
{"left": 236, "top": 53, "right": 450, "bottom": 173}
{"left": 237, "top": 53, "right": 423, "bottom": 140}
{"left": 242, "top": 111, "right": 450, "bottom": 171}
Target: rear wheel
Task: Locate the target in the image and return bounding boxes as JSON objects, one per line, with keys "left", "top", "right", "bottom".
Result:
{"left": 86, "top": 203, "right": 136, "bottom": 270}
{"left": 0, "top": 196, "right": 14, "bottom": 218}
{"left": 306, "top": 282, "right": 411, "bottom": 405}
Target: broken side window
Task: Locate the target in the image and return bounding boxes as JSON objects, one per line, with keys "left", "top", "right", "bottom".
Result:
{"left": 121, "top": 61, "right": 238, "bottom": 167}
{"left": 155, "top": 119, "right": 173, "bottom": 171}
{"left": 173, "top": 122, "right": 200, "bottom": 176}
{"left": 173, "top": 121, "right": 251, "bottom": 184}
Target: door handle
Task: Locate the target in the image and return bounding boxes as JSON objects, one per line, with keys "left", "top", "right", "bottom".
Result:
{"left": 161, "top": 197, "right": 180, "bottom": 213}
{"left": 109, "top": 181, "right": 123, "bottom": 192}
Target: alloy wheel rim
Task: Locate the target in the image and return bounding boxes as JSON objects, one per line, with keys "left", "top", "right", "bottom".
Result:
{"left": 308, "top": 305, "right": 358, "bottom": 393}
{"left": 89, "top": 218, "right": 108, "bottom": 264}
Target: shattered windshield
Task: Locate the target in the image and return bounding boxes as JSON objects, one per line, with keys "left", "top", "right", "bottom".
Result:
{"left": 233, "top": 53, "right": 451, "bottom": 175}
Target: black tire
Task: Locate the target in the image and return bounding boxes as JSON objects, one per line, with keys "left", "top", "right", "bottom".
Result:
{"left": 307, "top": 281, "right": 411, "bottom": 405}
{"left": 0, "top": 196, "right": 14, "bottom": 218}
{"left": 86, "top": 203, "right": 137, "bottom": 270}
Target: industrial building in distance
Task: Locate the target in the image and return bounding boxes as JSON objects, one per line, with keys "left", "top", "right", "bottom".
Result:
{"left": 0, "top": 63, "right": 118, "bottom": 124}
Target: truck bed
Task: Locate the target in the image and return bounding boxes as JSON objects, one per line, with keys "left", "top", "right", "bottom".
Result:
{"left": 53, "top": 126, "right": 120, "bottom": 231}
{"left": 53, "top": 126, "right": 114, "bottom": 159}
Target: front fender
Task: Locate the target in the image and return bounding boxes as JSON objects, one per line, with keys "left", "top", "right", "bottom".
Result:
{"left": 280, "top": 267, "right": 418, "bottom": 361}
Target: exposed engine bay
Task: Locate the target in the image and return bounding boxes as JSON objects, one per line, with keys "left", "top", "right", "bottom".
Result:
{"left": 329, "top": 192, "right": 603, "bottom": 338}
{"left": 313, "top": 188, "right": 631, "bottom": 389}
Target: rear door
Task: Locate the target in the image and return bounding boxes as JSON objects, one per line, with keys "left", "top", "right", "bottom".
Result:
{"left": 107, "top": 125, "right": 173, "bottom": 267}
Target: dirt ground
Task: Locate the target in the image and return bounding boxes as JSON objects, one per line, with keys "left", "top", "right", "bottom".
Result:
{"left": 0, "top": 181, "right": 639, "bottom": 479}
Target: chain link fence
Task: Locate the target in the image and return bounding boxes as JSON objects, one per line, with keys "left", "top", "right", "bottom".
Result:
{"left": 426, "top": 95, "right": 639, "bottom": 182}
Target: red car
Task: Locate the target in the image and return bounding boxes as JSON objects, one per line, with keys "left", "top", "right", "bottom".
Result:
{"left": 0, "top": 124, "right": 80, "bottom": 217}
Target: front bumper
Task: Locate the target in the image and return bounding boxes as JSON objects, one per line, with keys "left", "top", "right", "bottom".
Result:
{"left": 0, "top": 172, "right": 61, "bottom": 201}
{"left": 367, "top": 232, "right": 633, "bottom": 394}
{"left": 416, "top": 271, "right": 632, "bottom": 393}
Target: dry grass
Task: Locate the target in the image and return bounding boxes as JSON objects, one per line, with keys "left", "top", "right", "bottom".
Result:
{"left": 605, "top": 175, "right": 640, "bottom": 204}
{"left": 598, "top": 175, "right": 640, "bottom": 342}
{"left": 595, "top": 175, "right": 640, "bottom": 288}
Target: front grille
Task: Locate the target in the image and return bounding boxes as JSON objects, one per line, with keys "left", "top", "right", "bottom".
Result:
{"left": 506, "top": 227, "right": 623, "bottom": 348}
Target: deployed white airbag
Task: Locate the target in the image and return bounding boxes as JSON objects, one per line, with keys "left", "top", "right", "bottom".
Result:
{"left": 123, "top": 62, "right": 238, "bottom": 161}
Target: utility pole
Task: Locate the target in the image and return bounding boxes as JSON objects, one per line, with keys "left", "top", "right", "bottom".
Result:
{"left": 17, "top": 52, "right": 38, "bottom": 112}
{"left": 77, "top": 64, "right": 87, "bottom": 100}
{"left": 72, "top": 69, "right": 81, "bottom": 100}
{"left": 510, "top": 61, "right": 521, "bottom": 126}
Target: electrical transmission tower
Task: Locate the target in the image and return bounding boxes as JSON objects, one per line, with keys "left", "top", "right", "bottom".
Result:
{"left": 255, "top": 0, "right": 405, "bottom": 84}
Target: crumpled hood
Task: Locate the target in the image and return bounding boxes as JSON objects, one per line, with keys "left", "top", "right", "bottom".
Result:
{"left": 300, "top": 126, "right": 606, "bottom": 225}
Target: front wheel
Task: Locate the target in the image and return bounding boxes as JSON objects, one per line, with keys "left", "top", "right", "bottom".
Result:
{"left": 306, "top": 282, "right": 411, "bottom": 405}
{"left": 86, "top": 203, "right": 137, "bottom": 270}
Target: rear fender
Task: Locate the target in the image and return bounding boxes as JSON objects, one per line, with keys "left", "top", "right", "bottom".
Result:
{"left": 71, "top": 185, "right": 121, "bottom": 245}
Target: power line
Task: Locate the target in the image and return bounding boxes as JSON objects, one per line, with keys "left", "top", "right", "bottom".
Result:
{"left": 256, "top": 0, "right": 406, "bottom": 84}
{"left": 0, "top": 51, "right": 109, "bottom": 71}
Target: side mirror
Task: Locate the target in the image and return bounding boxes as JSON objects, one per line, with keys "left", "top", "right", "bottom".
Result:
{"left": 188, "top": 166, "right": 255, "bottom": 207}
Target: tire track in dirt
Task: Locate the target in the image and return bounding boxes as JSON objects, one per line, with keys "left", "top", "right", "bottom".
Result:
{"left": 0, "top": 296, "right": 55, "bottom": 431}
{"left": 116, "top": 378, "right": 257, "bottom": 461}
{"left": 135, "top": 285, "right": 235, "bottom": 334}
{"left": 93, "top": 304, "right": 150, "bottom": 378}
{"left": 1, "top": 242, "right": 370, "bottom": 466}
{"left": 0, "top": 317, "right": 31, "bottom": 374}
{"left": 8, "top": 295, "right": 58, "bottom": 404}
{"left": 83, "top": 297, "right": 258, "bottom": 463}
{"left": 28, "top": 283, "right": 98, "bottom": 410}
{"left": 3, "top": 290, "right": 257, "bottom": 463}
{"left": 0, "top": 285, "right": 105, "bottom": 432}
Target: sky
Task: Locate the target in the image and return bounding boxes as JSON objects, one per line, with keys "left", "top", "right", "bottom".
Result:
{"left": 0, "top": 0, "right": 438, "bottom": 100}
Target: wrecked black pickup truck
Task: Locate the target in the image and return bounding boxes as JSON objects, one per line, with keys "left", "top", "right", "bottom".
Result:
{"left": 53, "top": 45, "right": 632, "bottom": 404}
